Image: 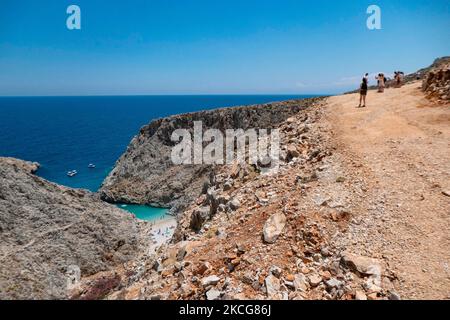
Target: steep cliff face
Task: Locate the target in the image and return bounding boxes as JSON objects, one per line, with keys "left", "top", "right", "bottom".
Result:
{"left": 0, "top": 158, "right": 145, "bottom": 299}
{"left": 99, "top": 98, "right": 323, "bottom": 211}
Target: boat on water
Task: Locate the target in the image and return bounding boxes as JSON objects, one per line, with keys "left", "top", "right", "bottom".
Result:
{"left": 67, "top": 170, "right": 77, "bottom": 177}
{"left": 88, "top": 163, "right": 96, "bottom": 168}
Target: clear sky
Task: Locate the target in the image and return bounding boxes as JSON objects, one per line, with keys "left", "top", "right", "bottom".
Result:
{"left": 0, "top": 0, "right": 449, "bottom": 96}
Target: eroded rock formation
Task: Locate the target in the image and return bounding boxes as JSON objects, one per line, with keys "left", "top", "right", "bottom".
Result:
{"left": 99, "top": 98, "right": 324, "bottom": 212}
{"left": 0, "top": 157, "right": 144, "bottom": 299}
{"left": 422, "top": 57, "right": 450, "bottom": 101}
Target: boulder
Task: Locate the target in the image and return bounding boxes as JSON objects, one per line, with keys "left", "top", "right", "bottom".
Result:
{"left": 190, "top": 207, "right": 210, "bottom": 232}
{"left": 227, "top": 198, "right": 241, "bottom": 211}
{"left": 388, "top": 291, "right": 401, "bottom": 300}
{"left": 176, "top": 241, "right": 201, "bottom": 261}
{"left": 207, "top": 188, "right": 219, "bottom": 216}
{"left": 193, "top": 262, "right": 211, "bottom": 276}
{"left": 263, "top": 213, "right": 287, "bottom": 244}
{"left": 201, "top": 275, "right": 221, "bottom": 287}
{"left": 206, "top": 289, "right": 222, "bottom": 300}
{"left": 269, "top": 265, "right": 282, "bottom": 278}
{"left": 325, "top": 278, "right": 343, "bottom": 289}
{"left": 293, "top": 274, "right": 308, "bottom": 292}
{"left": 223, "top": 180, "right": 233, "bottom": 191}
{"left": 355, "top": 290, "right": 367, "bottom": 300}
{"left": 286, "top": 145, "right": 300, "bottom": 160}
{"left": 265, "top": 274, "right": 281, "bottom": 298}
{"left": 341, "top": 252, "right": 382, "bottom": 276}
{"left": 308, "top": 274, "right": 322, "bottom": 287}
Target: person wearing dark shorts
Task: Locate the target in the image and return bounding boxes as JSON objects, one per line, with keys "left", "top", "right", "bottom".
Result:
{"left": 358, "top": 74, "right": 368, "bottom": 108}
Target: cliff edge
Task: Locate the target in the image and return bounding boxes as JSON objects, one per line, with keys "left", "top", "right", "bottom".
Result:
{"left": 0, "top": 157, "right": 145, "bottom": 299}
{"left": 99, "top": 98, "right": 324, "bottom": 212}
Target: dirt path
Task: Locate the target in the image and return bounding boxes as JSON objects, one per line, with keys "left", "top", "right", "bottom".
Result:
{"left": 326, "top": 82, "right": 450, "bottom": 299}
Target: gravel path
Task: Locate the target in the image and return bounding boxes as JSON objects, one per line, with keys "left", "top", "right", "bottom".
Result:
{"left": 326, "top": 82, "right": 450, "bottom": 299}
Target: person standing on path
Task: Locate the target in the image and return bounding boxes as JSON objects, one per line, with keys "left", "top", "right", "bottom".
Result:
{"left": 376, "top": 73, "right": 386, "bottom": 92}
{"left": 358, "top": 75, "right": 368, "bottom": 108}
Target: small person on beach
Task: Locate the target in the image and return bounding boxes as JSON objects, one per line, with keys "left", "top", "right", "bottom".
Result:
{"left": 358, "top": 75, "right": 368, "bottom": 108}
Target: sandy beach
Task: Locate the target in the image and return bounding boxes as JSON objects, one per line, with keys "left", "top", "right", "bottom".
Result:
{"left": 147, "top": 215, "right": 177, "bottom": 254}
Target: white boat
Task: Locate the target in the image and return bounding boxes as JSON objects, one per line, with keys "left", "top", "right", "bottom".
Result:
{"left": 88, "top": 163, "right": 96, "bottom": 168}
{"left": 67, "top": 170, "right": 77, "bottom": 177}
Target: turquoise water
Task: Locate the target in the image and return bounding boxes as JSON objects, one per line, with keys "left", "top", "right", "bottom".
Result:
{"left": 116, "top": 204, "right": 169, "bottom": 221}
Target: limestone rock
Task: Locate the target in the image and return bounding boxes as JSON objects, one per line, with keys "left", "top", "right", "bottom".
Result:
{"left": 325, "top": 278, "right": 343, "bottom": 289}
{"left": 0, "top": 157, "right": 40, "bottom": 173}
{"left": 223, "top": 181, "right": 233, "bottom": 191}
{"left": 286, "top": 145, "right": 300, "bottom": 160}
{"left": 308, "top": 274, "right": 322, "bottom": 287}
{"left": 269, "top": 265, "right": 282, "bottom": 278}
{"left": 293, "top": 274, "right": 308, "bottom": 292}
{"left": 0, "top": 158, "right": 143, "bottom": 300}
{"left": 341, "top": 252, "right": 382, "bottom": 276}
{"left": 190, "top": 207, "right": 210, "bottom": 232}
{"left": 227, "top": 198, "right": 241, "bottom": 212}
{"left": 263, "top": 213, "right": 287, "bottom": 244}
{"left": 201, "top": 275, "right": 221, "bottom": 287}
{"left": 265, "top": 274, "right": 281, "bottom": 298}
{"left": 422, "top": 58, "right": 450, "bottom": 101}
{"left": 355, "top": 290, "right": 367, "bottom": 300}
{"left": 388, "top": 291, "right": 401, "bottom": 300}
{"left": 206, "top": 289, "right": 222, "bottom": 300}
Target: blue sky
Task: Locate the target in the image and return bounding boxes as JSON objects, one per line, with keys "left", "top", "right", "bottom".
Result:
{"left": 0, "top": 0, "right": 449, "bottom": 96}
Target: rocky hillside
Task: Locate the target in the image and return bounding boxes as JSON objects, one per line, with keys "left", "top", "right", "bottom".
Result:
{"left": 99, "top": 98, "right": 324, "bottom": 213}
{"left": 88, "top": 61, "right": 449, "bottom": 301}
{"left": 346, "top": 56, "right": 450, "bottom": 94}
{"left": 412, "top": 56, "right": 450, "bottom": 83}
{"left": 0, "top": 158, "right": 146, "bottom": 299}
{"left": 422, "top": 58, "right": 450, "bottom": 102}
{"left": 92, "top": 98, "right": 398, "bottom": 301}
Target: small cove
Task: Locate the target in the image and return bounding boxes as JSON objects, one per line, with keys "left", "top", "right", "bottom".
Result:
{"left": 116, "top": 203, "right": 169, "bottom": 221}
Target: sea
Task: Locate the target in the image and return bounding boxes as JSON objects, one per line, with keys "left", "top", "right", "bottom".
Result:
{"left": 0, "top": 95, "right": 315, "bottom": 220}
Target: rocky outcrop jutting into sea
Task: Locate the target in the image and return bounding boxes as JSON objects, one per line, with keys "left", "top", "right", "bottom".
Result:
{"left": 0, "top": 157, "right": 144, "bottom": 299}
{"left": 99, "top": 98, "right": 324, "bottom": 212}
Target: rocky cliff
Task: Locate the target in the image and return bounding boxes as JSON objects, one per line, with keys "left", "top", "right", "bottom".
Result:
{"left": 99, "top": 98, "right": 324, "bottom": 212}
{"left": 422, "top": 57, "right": 450, "bottom": 102}
{"left": 0, "top": 157, "right": 145, "bottom": 299}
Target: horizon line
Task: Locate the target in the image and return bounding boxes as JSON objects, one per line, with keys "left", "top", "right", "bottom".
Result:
{"left": 0, "top": 93, "right": 334, "bottom": 98}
